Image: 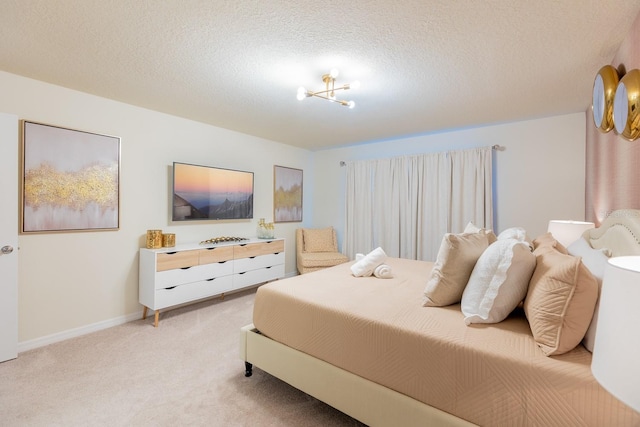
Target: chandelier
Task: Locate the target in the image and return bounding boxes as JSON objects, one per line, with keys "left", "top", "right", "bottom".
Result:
{"left": 296, "top": 69, "right": 360, "bottom": 109}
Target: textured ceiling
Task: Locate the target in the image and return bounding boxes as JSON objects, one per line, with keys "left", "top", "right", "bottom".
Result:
{"left": 1, "top": 1, "right": 639, "bottom": 150}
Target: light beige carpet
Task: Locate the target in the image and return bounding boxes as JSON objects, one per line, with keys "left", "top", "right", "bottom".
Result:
{"left": 0, "top": 289, "right": 365, "bottom": 426}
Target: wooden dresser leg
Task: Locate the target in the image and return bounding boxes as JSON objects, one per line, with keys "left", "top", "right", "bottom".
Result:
{"left": 142, "top": 306, "right": 148, "bottom": 320}
{"left": 154, "top": 310, "right": 159, "bottom": 327}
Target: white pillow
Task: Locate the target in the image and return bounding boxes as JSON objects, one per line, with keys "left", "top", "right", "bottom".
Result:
{"left": 461, "top": 239, "right": 536, "bottom": 325}
{"left": 567, "top": 237, "right": 611, "bottom": 352}
{"left": 497, "top": 227, "right": 528, "bottom": 242}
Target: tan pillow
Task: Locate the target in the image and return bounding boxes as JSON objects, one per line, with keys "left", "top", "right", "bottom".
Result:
{"left": 532, "top": 232, "right": 568, "bottom": 255}
{"left": 524, "top": 247, "right": 598, "bottom": 356}
{"left": 463, "top": 221, "right": 498, "bottom": 244}
{"left": 422, "top": 233, "right": 491, "bottom": 307}
{"left": 302, "top": 227, "right": 336, "bottom": 252}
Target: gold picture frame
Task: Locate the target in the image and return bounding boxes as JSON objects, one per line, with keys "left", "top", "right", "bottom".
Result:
{"left": 273, "top": 165, "right": 302, "bottom": 223}
{"left": 21, "top": 121, "right": 121, "bottom": 233}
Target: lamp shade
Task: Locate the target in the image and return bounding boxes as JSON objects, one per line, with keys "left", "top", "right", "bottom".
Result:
{"left": 591, "top": 256, "right": 640, "bottom": 412}
{"left": 547, "top": 220, "right": 595, "bottom": 247}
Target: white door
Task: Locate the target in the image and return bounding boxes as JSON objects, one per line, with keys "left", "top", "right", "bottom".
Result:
{"left": 0, "top": 113, "right": 18, "bottom": 362}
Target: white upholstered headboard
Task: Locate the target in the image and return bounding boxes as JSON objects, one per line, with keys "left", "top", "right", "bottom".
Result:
{"left": 583, "top": 209, "right": 640, "bottom": 257}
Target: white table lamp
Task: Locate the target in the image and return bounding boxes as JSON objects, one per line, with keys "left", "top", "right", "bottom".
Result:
{"left": 591, "top": 256, "right": 640, "bottom": 412}
{"left": 547, "top": 220, "right": 595, "bottom": 247}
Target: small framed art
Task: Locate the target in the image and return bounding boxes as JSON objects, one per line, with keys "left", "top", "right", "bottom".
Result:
{"left": 273, "top": 165, "right": 303, "bottom": 223}
{"left": 21, "top": 121, "right": 121, "bottom": 233}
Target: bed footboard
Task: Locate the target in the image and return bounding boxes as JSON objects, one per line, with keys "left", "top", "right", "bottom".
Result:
{"left": 239, "top": 324, "right": 475, "bottom": 427}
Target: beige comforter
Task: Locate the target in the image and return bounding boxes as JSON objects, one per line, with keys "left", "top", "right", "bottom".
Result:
{"left": 253, "top": 257, "right": 639, "bottom": 426}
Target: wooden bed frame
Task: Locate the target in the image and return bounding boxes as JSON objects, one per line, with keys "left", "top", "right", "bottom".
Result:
{"left": 239, "top": 209, "right": 640, "bottom": 427}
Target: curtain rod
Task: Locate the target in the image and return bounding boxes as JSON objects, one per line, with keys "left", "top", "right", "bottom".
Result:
{"left": 339, "top": 145, "right": 503, "bottom": 166}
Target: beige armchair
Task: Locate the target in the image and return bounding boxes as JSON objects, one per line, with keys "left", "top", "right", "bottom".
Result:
{"left": 296, "top": 227, "right": 350, "bottom": 274}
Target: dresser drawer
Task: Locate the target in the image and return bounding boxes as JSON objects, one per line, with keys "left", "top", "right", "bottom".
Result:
{"left": 234, "top": 240, "right": 284, "bottom": 259}
{"left": 155, "top": 275, "right": 234, "bottom": 309}
{"left": 198, "top": 246, "right": 234, "bottom": 265}
{"left": 157, "top": 250, "right": 199, "bottom": 271}
{"left": 156, "top": 261, "right": 233, "bottom": 289}
{"left": 234, "top": 252, "right": 285, "bottom": 273}
{"left": 233, "top": 264, "right": 284, "bottom": 288}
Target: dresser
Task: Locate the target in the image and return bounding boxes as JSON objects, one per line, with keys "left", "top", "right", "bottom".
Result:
{"left": 139, "top": 238, "right": 285, "bottom": 326}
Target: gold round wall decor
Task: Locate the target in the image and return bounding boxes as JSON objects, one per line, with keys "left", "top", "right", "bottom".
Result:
{"left": 613, "top": 69, "right": 640, "bottom": 141}
{"left": 592, "top": 65, "right": 619, "bottom": 133}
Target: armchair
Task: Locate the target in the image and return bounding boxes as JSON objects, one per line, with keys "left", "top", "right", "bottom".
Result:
{"left": 296, "top": 227, "right": 349, "bottom": 274}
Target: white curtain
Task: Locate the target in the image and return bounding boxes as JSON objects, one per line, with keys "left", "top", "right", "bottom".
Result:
{"left": 344, "top": 147, "right": 493, "bottom": 261}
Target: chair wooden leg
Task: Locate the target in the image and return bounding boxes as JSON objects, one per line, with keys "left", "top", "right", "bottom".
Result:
{"left": 142, "top": 306, "right": 148, "bottom": 320}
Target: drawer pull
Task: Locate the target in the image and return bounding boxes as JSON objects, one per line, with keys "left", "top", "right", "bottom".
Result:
{"left": 166, "top": 252, "right": 177, "bottom": 255}
{"left": 180, "top": 266, "right": 192, "bottom": 270}
{"left": 266, "top": 266, "right": 272, "bottom": 269}
{"left": 206, "top": 247, "right": 216, "bottom": 251}
{"left": 218, "top": 261, "right": 227, "bottom": 264}
{"left": 165, "top": 286, "right": 177, "bottom": 290}
{"left": 238, "top": 271, "right": 247, "bottom": 275}
{"left": 249, "top": 256, "right": 256, "bottom": 259}
{"left": 239, "top": 244, "right": 247, "bottom": 247}
{"left": 206, "top": 278, "right": 215, "bottom": 281}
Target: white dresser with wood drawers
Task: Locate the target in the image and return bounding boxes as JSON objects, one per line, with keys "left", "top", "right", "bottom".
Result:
{"left": 139, "top": 238, "right": 284, "bottom": 326}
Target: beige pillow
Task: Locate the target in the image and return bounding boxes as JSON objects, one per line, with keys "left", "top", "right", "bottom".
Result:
{"left": 302, "top": 227, "right": 336, "bottom": 252}
{"left": 532, "top": 232, "right": 568, "bottom": 255}
{"left": 524, "top": 247, "right": 598, "bottom": 356}
{"left": 463, "top": 221, "right": 497, "bottom": 244}
{"left": 423, "top": 233, "right": 491, "bottom": 307}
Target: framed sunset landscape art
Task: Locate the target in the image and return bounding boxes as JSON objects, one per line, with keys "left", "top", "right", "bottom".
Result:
{"left": 172, "top": 162, "right": 254, "bottom": 221}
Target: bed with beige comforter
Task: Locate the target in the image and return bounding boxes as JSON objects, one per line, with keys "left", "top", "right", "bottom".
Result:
{"left": 250, "top": 257, "right": 639, "bottom": 426}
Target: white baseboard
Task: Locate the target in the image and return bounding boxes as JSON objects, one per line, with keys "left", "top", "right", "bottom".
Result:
{"left": 17, "top": 311, "right": 144, "bottom": 353}
{"left": 17, "top": 274, "right": 294, "bottom": 354}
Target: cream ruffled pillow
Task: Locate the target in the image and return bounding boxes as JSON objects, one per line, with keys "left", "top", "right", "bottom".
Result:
{"left": 462, "top": 239, "right": 535, "bottom": 325}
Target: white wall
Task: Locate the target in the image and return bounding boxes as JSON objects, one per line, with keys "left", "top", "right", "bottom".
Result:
{"left": 313, "top": 113, "right": 587, "bottom": 251}
{"left": 0, "top": 69, "right": 587, "bottom": 347}
{"left": 0, "top": 71, "right": 313, "bottom": 345}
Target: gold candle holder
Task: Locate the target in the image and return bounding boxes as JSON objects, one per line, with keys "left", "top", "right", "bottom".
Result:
{"left": 146, "top": 230, "right": 163, "bottom": 249}
{"left": 162, "top": 233, "right": 176, "bottom": 247}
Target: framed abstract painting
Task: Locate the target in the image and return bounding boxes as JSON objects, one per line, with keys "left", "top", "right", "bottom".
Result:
{"left": 273, "top": 165, "right": 302, "bottom": 223}
{"left": 21, "top": 121, "right": 121, "bottom": 233}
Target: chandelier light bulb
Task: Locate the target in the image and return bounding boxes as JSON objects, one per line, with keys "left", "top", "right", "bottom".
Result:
{"left": 347, "top": 100, "right": 355, "bottom": 109}
{"left": 330, "top": 68, "right": 339, "bottom": 79}
{"left": 296, "top": 86, "right": 307, "bottom": 101}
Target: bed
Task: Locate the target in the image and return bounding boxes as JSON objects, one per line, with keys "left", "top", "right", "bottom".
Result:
{"left": 239, "top": 210, "right": 640, "bottom": 426}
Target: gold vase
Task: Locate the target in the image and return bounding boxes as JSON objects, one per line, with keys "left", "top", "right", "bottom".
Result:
{"left": 162, "top": 233, "right": 176, "bottom": 247}
{"left": 146, "top": 230, "right": 163, "bottom": 249}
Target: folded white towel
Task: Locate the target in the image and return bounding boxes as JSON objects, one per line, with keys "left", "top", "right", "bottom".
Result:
{"left": 373, "top": 264, "right": 393, "bottom": 279}
{"left": 351, "top": 247, "right": 387, "bottom": 277}
{"left": 355, "top": 253, "right": 365, "bottom": 261}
